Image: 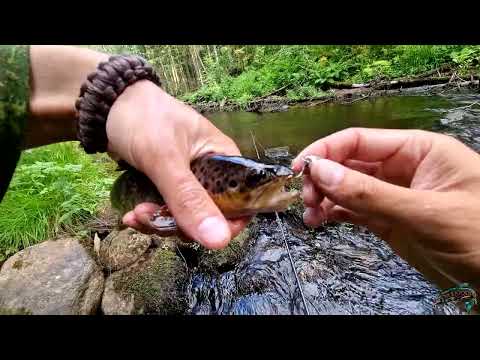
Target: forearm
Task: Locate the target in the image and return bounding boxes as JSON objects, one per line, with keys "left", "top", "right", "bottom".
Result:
{"left": 26, "top": 45, "right": 108, "bottom": 148}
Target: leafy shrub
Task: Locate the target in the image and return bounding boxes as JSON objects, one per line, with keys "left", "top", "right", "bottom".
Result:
{"left": 451, "top": 46, "right": 480, "bottom": 69}
{"left": 0, "top": 143, "right": 117, "bottom": 260}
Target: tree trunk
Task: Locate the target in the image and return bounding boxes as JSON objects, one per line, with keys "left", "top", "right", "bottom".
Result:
{"left": 167, "top": 46, "right": 179, "bottom": 94}
{"left": 190, "top": 45, "right": 204, "bottom": 87}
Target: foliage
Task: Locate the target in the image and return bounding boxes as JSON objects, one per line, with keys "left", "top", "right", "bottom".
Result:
{"left": 0, "top": 143, "right": 117, "bottom": 260}
{"left": 286, "top": 85, "right": 328, "bottom": 101}
{"left": 90, "top": 45, "right": 479, "bottom": 105}
{"left": 177, "top": 45, "right": 477, "bottom": 105}
{"left": 450, "top": 46, "right": 480, "bottom": 69}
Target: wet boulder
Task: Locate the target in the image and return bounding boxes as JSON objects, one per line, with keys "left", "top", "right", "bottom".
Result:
{"left": 0, "top": 238, "right": 104, "bottom": 315}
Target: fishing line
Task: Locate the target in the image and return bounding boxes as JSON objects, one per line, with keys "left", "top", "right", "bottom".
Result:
{"left": 249, "top": 130, "right": 261, "bottom": 159}
{"left": 250, "top": 131, "right": 310, "bottom": 315}
{"left": 275, "top": 212, "right": 310, "bottom": 315}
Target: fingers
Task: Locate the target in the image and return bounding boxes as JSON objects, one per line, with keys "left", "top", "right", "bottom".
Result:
{"left": 307, "top": 157, "right": 419, "bottom": 220}
{"left": 302, "top": 160, "right": 385, "bottom": 218}
{"left": 303, "top": 198, "right": 391, "bottom": 238}
{"left": 302, "top": 175, "right": 324, "bottom": 208}
{"left": 303, "top": 206, "right": 327, "bottom": 228}
{"left": 303, "top": 196, "right": 337, "bottom": 227}
{"left": 319, "top": 197, "right": 337, "bottom": 214}
{"left": 123, "top": 202, "right": 252, "bottom": 242}
{"left": 327, "top": 205, "right": 390, "bottom": 237}
{"left": 122, "top": 210, "right": 155, "bottom": 234}
{"left": 343, "top": 159, "right": 382, "bottom": 177}
{"left": 123, "top": 203, "right": 175, "bottom": 236}
{"left": 292, "top": 128, "right": 433, "bottom": 172}
{"left": 133, "top": 203, "right": 179, "bottom": 237}
{"left": 142, "top": 158, "right": 231, "bottom": 250}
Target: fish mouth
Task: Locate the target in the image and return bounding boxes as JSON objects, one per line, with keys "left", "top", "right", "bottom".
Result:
{"left": 251, "top": 174, "right": 300, "bottom": 213}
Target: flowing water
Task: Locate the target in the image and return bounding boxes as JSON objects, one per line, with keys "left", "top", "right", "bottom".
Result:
{"left": 186, "top": 89, "right": 480, "bottom": 315}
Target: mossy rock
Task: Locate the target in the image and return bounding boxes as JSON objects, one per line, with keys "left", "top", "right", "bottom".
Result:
{"left": 101, "top": 241, "right": 188, "bottom": 315}
{"left": 198, "top": 227, "right": 252, "bottom": 273}
{"left": 98, "top": 228, "right": 152, "bottom": 272}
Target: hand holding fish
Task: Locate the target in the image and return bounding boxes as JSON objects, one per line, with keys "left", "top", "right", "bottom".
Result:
{"left": 105, "top": 80, "right": 250, "bottom": 249}
{"left": 292, "top": 128, "right": 480, "bottom": 294}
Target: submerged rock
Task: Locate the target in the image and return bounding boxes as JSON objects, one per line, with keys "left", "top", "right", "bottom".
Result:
{"left": 264, "top": 146, "right": 291, "bottom": 164}
{"left": 101, "top": 241, "right": 188, "bottom": 315}
{"left": 0, "top": 238, "right": 104, "bottom": 315}
{"left": 98, "top": 228, "right": 152, "bottom": 272}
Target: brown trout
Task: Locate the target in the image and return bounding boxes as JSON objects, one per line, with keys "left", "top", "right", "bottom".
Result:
{"left": 110, "top": 154, "right": 300, "bottom": 232}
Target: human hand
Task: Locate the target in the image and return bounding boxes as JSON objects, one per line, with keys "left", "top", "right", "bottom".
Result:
{"left": 26, "top": 46, "right": 249, "bottom": 249}
{"left": 292, "top": 128, "right": 480, "bottom": 291}
{"left": 106, "top": 80, "right": 250, "bottom": 249}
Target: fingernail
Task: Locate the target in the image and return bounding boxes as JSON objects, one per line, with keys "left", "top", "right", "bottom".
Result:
{"left": 197, "top": 216, "right": 230, "bottom": 248}
{"left": 303, "top": 207, "right": 326, "bottom": 228}
{"left": 311, "top": 158, "right": 345, "bottom": 187}
{"left": 291, "top": 158, "right": 302, "bottom": 172}
{"left": 303, "top": 207, "right": 315, "bottom": 225}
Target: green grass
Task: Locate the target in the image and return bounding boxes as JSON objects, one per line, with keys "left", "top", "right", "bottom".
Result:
{"left": 0, "top": 142, "right": 118, "bottom": 261}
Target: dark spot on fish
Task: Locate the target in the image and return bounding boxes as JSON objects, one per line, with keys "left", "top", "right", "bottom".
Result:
{"left": 214, "top": 167, "right": 220, "bottom": 172}
{"left": 216, "top": 180, "right": 221, "bottom": 188}
{"left": 200, "top": 167, "right": 205, "bottom": 173}
{"left": 229, "top": 180, "right": 237, "bottom": 188}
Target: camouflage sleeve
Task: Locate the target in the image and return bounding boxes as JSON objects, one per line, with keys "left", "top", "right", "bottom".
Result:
{"left": 0, "top": 45, "right": 30, "bottom": 202}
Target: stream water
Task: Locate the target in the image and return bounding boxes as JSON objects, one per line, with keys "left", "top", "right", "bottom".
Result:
{"left": 186, "top": 89, "right": 480, "bottom": 315}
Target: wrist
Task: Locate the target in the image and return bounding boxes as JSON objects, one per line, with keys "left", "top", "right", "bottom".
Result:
{"left": 26, "top": 46, "right": 108, "bottom": 148}
{"left": 106, "top": 80, "right": 164, "bottom": 162}
{"left": 75, "top": 54, "right": 161, "bottom": 155}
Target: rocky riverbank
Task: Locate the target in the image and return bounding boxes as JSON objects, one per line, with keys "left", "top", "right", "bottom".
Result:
{"left": 0, "top": 219, "right": 254, "bottom": 315}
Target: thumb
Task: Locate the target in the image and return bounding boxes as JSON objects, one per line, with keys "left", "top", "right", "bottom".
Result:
{"left": 146, "top": 160, "right": 232, "bottom": 250}
{"left": 308, "top": 158, "right": 417, "bottom": 220}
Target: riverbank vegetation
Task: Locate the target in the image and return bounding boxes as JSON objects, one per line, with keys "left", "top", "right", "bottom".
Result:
{"left": 93, "top": 45, "right": 480, "bottom": 108}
